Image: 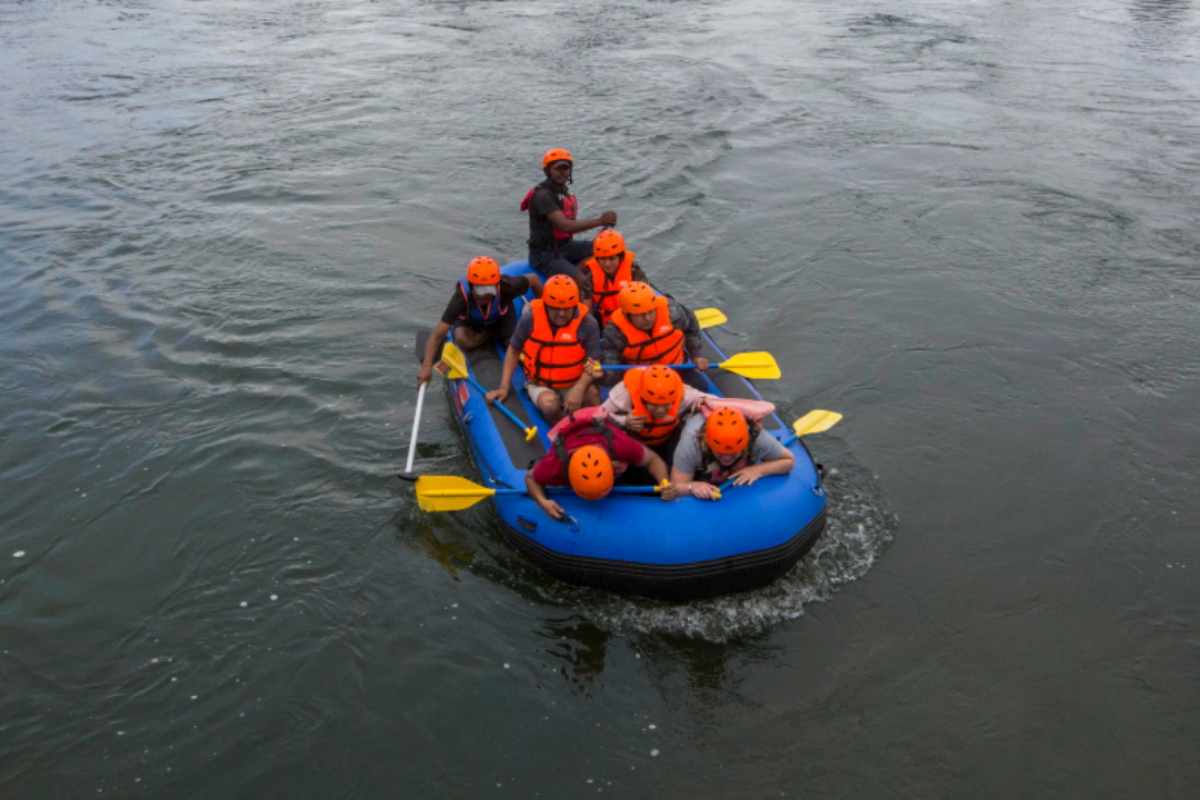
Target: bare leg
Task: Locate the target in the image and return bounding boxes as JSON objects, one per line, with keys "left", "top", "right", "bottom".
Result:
{"left": 536, "top": 391, "right": 563, "bottom": 423}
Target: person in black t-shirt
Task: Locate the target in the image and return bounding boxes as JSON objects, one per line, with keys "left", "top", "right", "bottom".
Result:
{"left": 417, "top": 257, "right": 542, "bottom": 385}
{"left": 520, "top": 147, "right": 617, "bottom": 282}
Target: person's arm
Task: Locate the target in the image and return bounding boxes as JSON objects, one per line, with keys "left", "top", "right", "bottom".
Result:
{"left": 486, "top": 344, "right": 520, "bottom": 404}
{"left": 680, "top": 385, "right": 718, "bottom": 413}
{"left": 418, "top": 320, "right": 453, "bottom": 384}
{"left": 564, "top": 317, "right": 605, "bottom": 412}
{"left": 599, "top": 383, "right": 634, "bottom": 428}
{"left": 637, "top": 447, "right": 679, "bottom": 501}
{"left": 525, "top": 274, "right": 544, "bottom": 297}
{"left": 577, "top": 270, "right": 594, "bottom": 314}
{"left": 533, "top": 189, "right": 616, "bottom": 234}
{"left": 672, "top": 300, "right": 708, "bottom": 370}
{"left": 600, "top": 324, "right": 623, "bottom": 363}
{"left": 525, "top": 469, "right": 565, "bottom": 520}
{"left": 547, "top": 208, "right": 616, "bottom": 234}
{"left": 668, "top": 420, "right": 720, "bottom": 499}
{"left": 729, "top": 434, "right": 795, "bottom": 486}
{"left": 670, "top": 466, "right": 721, "bottom": 499}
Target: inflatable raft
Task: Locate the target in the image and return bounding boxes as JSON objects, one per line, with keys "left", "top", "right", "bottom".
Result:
{"left": 419, "top": 261, "right": 827, "bottom": 600}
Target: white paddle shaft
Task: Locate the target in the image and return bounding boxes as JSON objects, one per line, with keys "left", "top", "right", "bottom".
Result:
{"left": 404, "top": 381, "right": 428, "bottom": 475}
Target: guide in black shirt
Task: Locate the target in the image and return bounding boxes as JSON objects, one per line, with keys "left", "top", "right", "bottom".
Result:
{"left": 520, "top": 147, "right": 617, "bottom": 282}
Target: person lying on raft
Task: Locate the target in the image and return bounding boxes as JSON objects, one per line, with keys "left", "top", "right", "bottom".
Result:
{"left": 418, "top": 256, "right": 542, "bottom": 385}
{"left": 669, "top": 407, "right": 794, "bottom": 500}
{"left": 525, "top": 410, "right": 678, "bottom": 521}
{"left": 522, "top": 147, "right": 617, "bottom": 282}
{"left": 600, "top": 365, "right": 714, "bottom": 461}
{"left": 576, "top": 228, "right": 650, "bottom": 327}
{"left": 601, "top": 281, "right": 709, "bottom": 384}
{"left": 486, "top": 275, "right": 603, "bottom": 423}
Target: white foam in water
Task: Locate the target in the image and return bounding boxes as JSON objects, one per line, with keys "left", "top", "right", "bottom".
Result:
{"left": 570, "top": 459, "right": 898, "bottom": 642}
{"left": 12, "top": 551, "right": 25, "bottom": 558}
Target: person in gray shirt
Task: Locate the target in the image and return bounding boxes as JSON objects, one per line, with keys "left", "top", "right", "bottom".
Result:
{"left": 670, "top": 407, "right": 794, "bottom": 500}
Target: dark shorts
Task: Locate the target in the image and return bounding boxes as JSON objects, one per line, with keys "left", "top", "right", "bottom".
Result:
{"left": 529, "top": 239, "right": 593, "bottom": 283}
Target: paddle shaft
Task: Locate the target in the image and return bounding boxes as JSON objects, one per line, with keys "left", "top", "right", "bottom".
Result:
{"left": 603, "top": 362, "right": 702, "bottom": 372}
{"left": 458, "top": 372, "right": 534, "bottom": 432}
{"left": 491, "top": 484, "right": 660, "bottom": 497}
{"left": 404, "top": 381, "right": 428, "bottom": 475}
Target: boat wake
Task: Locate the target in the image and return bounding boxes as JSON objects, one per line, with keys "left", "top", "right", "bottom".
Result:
{"left": 560, "top": 443, "right": 898, "bottom": 642}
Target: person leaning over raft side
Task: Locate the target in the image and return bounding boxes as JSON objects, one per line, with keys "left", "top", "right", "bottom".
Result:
{"left": 600, "top": 365, "right": 714, "bottom": 461}
{"left": 577, "top": 228, "right": 650, "bottom": 327}
{"left": 525, "top": 412, "right": 678, "bottom": 521}
{"left": 418, "top": 257, "right": 543, "bottom": 385}
{"left": 669, "top": 407, "right": 794, "bottom": 500}
{"left": 522, "top": 147, "right": 617, "bottom": 282}
{"left": 601, "top": 281, "right": 709, "bottom": 380}
{"left": 486, "top": 275, "right": 603, "bottom": 422}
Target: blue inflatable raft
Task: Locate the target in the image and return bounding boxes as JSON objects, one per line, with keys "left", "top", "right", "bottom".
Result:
{"left": 421, "top": 261, "right": 826, "bottom": 600}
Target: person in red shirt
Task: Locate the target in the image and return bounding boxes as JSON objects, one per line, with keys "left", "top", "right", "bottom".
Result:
{"left": 526, "top": 412, "right": 678, "bottom": 520}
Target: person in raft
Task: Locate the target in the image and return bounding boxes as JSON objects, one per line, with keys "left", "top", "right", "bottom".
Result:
{"left": 669, "top": 407, "right": 795, "bottom": 500}
{"left": 522, "top": 147, "right": 617, "bottom": 282}
{"left": 601, "top": 281, "right": 708, "bottom": 383}
{"left": 525, "top": 410, "right": 678, "bottom": 520}
{"left": 418, "top": 257, "right": 543, "bottom": 385}
{"left": 486, "top": 274, "right": 603, "bottom": 422}
{"left": 600, "top": 365, "right": 715, "bottom": 461}
{"left": 576, "top": 228, "right": 650, "bottom": 327}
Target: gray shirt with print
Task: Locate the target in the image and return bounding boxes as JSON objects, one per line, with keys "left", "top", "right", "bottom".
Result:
{"left": 671, "top": 413, "right": 790, "bottom": 478}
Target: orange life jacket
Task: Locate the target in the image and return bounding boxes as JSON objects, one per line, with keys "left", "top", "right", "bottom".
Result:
{"left": 622, "top": 368, "right": 684, "bottom": 446}
{"left": 609, "top": 296, "right": 685, "bottom": 366}
{"left": 520, "top": 300, "right": 589, "bottom": 389}
{"left": 580, "top": 250, "right": 636, "bottom": 325}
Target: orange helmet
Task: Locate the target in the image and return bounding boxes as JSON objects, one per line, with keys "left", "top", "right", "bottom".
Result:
{"left": 618, "top": 281, "right": 656, "bottom": 315}
{"left": 568, "top": 445, "right": 614, "bottom": 501}
{"left": 592, "top": 229, "right": 625, "bottom": 259}
{"left": 542, "top": 147, "right": 574, "bottom": 169}
{"left": 704, "top": 407, "right": 751, "bottom": 456}
{"left": 542, "top": 274, "right": 580, "bottom": 309}
{"left": 466, "top": 256, "right": 501, "bottom": 286}
{"left": 640, "top": 365, "right": 682, "bottom": 406}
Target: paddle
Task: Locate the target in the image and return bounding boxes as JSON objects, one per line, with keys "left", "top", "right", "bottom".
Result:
{"left": 398, "top": 381, "right": 428, "bottom": 482}
{"left": 791, "top": 409, "right": 843, "bottom": 437}
{"left": 440, "top": 342, "right": 538, "bottom": 442}
{"left": 415, "top": 474, "right": 665, "bottom": 513}
{"left": 602, "top": 351, "right": 782, "bottom": 380}
{"left": 694, "top": 307, "right": 727, "bottom": 329}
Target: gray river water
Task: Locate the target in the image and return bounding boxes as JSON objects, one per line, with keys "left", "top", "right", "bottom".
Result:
{"left": 2, "top": 0, "right": 1198, "bottom": 797}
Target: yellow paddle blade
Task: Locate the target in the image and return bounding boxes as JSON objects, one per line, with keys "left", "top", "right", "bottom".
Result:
{"left": 792, "top": 409, "right": 843, "bottom": 437}
{"left": 718, "top": 351, "right": 781, "bottom": 380}
{"left": 438, "top": 341, "right": 469, "bottom": 380}
{"left": 694, "top": 307, "right": 727, "bottom": 329}
{"left": 415, "top": 475, "right": 495, "bottom": 512}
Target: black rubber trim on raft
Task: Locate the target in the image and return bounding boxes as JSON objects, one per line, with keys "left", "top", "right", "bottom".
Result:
{"left": 497, "top": 512, "right": 826, "bottom": 601}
